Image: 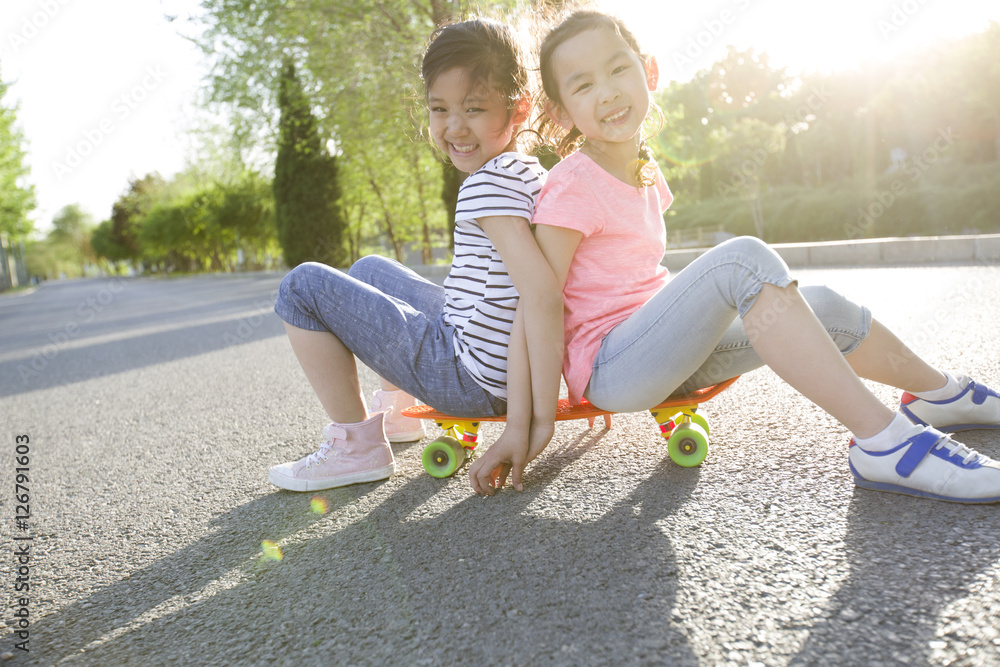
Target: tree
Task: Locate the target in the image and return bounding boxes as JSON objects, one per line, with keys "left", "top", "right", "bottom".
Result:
{"left": 109, "top": 174, "right": 166, "bottom": 267}
{"left": 90, "top": 219, "right": 131, "bottom": 272}
{"left": 215, "top": 171, "right": 277, "bottom": 269}
{"left": 274, "top": 59, "right": 346, "bottom": 267}
{"left": 50, "top": 204, "right": 95, "bottom": 275}
{"left": 0, "top": 65, "right": 36, "bottom": 289}
{"left": 194, "top": 0, "right": 522, "bottom": 263}
{"left": 0, "top": 68, "right": 35, "bottom": 239}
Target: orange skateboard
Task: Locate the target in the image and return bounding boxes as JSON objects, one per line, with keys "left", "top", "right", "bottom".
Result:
{"left": 401, "top": 377, "right": 739, "bottom": 478}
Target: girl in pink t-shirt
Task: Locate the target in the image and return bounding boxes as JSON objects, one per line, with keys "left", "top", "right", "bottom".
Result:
{"left": 525, "top": 10, "right": 1000, "bottom": 504}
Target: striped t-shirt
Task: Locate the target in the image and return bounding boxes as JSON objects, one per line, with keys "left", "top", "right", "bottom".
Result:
{"left": 442, "top": 152, "right": 547, "bottom": 399}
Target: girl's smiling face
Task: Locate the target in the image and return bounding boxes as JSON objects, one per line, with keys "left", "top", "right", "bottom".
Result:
{"left": 548, "top": 27, "right": 657, "bottom": 149}
{"left": 427, "top": 66, "right": 525, "bottom": 175}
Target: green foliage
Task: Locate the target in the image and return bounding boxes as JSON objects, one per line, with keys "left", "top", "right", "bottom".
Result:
{"left": 654, "top": 24, "right": 1000, "bottom": 243}
{"left": 109, "top": 174, "right": 167, "bottom": 263}
{"left": 0, "top": 67, "right": 35, "bottom": 239}
{"left": 22, "top": 204, "right": 98, "bottom": 280}
{"left": 91, "top": 165, "right": 277, "bottom": 273}
{"left": 49, "top": 204, "right": 95, "bottom": 273}
{"left": 214, "top": 171, "right": 278, "bottom": 268}
{"left": 274, "top": 60, "right": 345, "bottom": 267}
{"left": 194, "top": 0, "right": 524, "bottom": 264}
{"left": 668, "top": 163, "right": 1000, "bottom": 244}
{"left": 91, "top": 219, "right": 130, "bottom": 266}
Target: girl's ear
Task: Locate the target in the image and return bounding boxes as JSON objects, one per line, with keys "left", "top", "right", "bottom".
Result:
{"left": 512, "top": 94, "right": 530, "bottom": 125}
{"left": 544, "top": 99, "right": 574, "bottom": 131}
{"left": 645, "top": 56, "right": 659, "bottom": 92}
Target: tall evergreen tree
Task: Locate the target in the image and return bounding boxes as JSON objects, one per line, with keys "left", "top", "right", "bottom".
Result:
{"left": 274, "top": 60, "right": 345, "bottom": 268}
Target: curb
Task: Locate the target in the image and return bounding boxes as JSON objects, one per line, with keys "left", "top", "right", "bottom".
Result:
{"left": 662, "top": 234, "right": 1000, "bottom": 272}
{"left": 410, "top": 234, "right": 1000, "bottom": 282}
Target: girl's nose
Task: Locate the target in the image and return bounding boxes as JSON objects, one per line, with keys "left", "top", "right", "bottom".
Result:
{"left": 598, "top": 82, "right": 621, "bottom": 105}
{"left": 447, "top": 113, "right": 467, "bottom": 135}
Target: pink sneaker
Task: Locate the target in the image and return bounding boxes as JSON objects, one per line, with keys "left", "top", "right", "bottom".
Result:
{"left": 371, "top": 389, "right": 426, "bottom": 442}
{"left": 269, "top": 413, "right": 396, "bottom": 492}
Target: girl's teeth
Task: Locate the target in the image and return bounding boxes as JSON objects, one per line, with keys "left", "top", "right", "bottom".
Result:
{"left": 604, "top": 109, "right": 629, "bottom": 123}
{"left": 452, "top": 144, "right": 477, "bottom": 154}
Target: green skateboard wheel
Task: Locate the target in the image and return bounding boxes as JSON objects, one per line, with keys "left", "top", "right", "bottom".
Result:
{"left": 422, "top": 436, "right": 466, "bottom": 478}
{"left": 689, "top": 412, "right": 709, "bottom": 436}
{"left": 668, "top": 423, "right": 709, "bottom": 467}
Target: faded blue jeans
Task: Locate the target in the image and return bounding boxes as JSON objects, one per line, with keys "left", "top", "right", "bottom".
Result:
{"left": 586, "top": 236, "right": 872, "bottom": 412}
{"left": 274, "top": 256, "right": 507, "bottom": 418}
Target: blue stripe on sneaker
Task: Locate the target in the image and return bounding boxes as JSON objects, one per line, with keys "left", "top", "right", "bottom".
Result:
{"left": 851, "top": 476, "right": 1000, "bottom": 504}
{"left": 899, "top": 403, "right": 929, "bottom": 427}
{"left": 930, "top": 422, "right": 1000, "bottom": 431}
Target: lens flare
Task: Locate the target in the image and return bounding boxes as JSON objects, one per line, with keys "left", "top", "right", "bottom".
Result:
{"left": 310, "top": 496, "right": 329, "bottom": 514}
{"left": 261, "top": 540, "right": 283, "bottom": 561}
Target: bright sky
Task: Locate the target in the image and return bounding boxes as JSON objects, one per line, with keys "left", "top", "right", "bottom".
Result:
{"left": 608, "top": 0, "right": 1000, "bottom": 81}
{"left": 2, "top": 0, "right": 998, "bottom": 235}
{"left": 1, "top": 0, "right": 205, "bottom": 233}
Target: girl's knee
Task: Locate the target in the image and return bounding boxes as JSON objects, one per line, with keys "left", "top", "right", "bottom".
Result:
{"left": 277, "top": 261, "right": 346, "bottom": 306}
{"left": 347, "top": 254, "right": 396, "bottom": 282}
{"left": 280, "top": 261, "right": 327, "bottom": 290}
{"left": 719, "top": 236, "right": 781, "bottom": 264}
{"left": 801, "top": 285, "right": 856, "bottom": 320}
{"left": 800, "top": 285, "right": 871, "bottom": 352}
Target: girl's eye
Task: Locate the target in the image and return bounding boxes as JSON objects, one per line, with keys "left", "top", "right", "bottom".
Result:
{"left": 430, "top": 107, "right": 447, "bottom": 113}
{"left": 573, "top": 82, "right": 592, "bottom": 94}
{"left": 467, "top": 107, "right": 484, "bottom": 114}
{"left": 612, "top": 65, "right": 629, "bottom": 75}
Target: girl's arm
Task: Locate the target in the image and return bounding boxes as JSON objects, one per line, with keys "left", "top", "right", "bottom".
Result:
{"left": 524, "top": 223, "right": 581, "bottom": 465}
{"left": 469, "top": 215, "right": 563, "bottom": 494}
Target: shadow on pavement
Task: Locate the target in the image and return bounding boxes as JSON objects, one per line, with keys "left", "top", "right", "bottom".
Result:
{"left": 29, "top": 432, "right": 704, "bottom": 665}
{"left": 0, "top": 276, "right": 286, "bottom": 398}
{"left": 790, "top": 461, "right": 1000, "bottom": 665}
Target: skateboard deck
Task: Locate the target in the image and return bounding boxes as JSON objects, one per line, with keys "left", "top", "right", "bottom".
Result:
{"left": 402, "top": 376, "right": 738, "bottom": 477}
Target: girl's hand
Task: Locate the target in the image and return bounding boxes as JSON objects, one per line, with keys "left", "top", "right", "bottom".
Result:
{"left": 469, "top": 430, "right": 529, "bottom": 495}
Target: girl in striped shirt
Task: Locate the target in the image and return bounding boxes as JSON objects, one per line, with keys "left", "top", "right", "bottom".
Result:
{"left": 270, "top": 18, "right": 563, "bottom": 494}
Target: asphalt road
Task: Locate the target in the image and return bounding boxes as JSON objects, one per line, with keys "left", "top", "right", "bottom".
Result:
{"left": 1, "top": 265, "right": 998, "bottom": 666}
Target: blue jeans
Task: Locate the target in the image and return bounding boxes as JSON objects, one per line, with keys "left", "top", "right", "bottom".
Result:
{"left": 586, "top": 236, "right": 872, "bottom": 412}
{"left": 274, "top": 256, "right": 507, "bottom": 418}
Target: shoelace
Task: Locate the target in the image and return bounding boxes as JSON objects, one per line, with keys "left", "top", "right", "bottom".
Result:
{"left": 304, "top": 441, "right": 335, "bottom": 468}
{"left": 934, "top": 436, "right": 983, "bottom": 466}
{"left": 304, "top": 424, "right": 349, "bottom": 469}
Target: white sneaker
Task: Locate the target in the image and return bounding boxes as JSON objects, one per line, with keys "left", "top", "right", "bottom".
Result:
{"left": 849, "top": 426, "right": 1000, "bottom": 503}
{"left": 900, "top": 376, "right": 1000, "bottom": 431}
{"left": 269, "top": 414, "right": 396, "bottom": 492}
{"left": 371, "top": 389, "right": 426, "bottom": 442}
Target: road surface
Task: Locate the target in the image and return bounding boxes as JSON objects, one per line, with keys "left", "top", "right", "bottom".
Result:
{"left": 1, "top": 265, "right": 998, "bottom": 666}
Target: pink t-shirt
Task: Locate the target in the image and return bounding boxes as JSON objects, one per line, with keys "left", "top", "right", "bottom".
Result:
{"left": 533, "top": 152, "right": 673, "bottom": 404}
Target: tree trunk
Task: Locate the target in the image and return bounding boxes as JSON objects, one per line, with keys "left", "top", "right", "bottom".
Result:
{"left": 369, "top": 177, "right": 404, "bottom": 262}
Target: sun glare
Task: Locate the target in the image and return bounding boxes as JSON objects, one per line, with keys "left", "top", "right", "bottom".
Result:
{"left": 600, "top": 0, "right": 1000, "bottom": 81}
